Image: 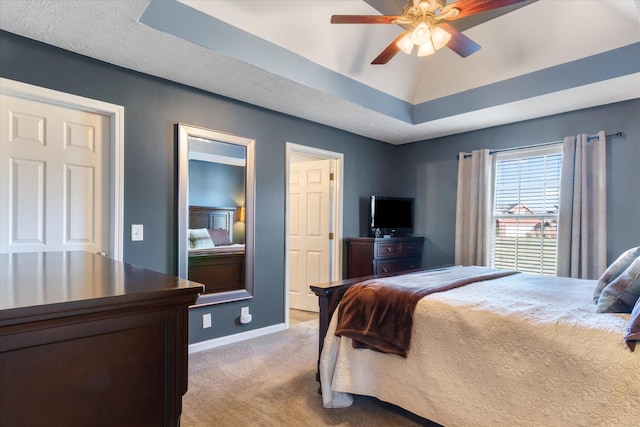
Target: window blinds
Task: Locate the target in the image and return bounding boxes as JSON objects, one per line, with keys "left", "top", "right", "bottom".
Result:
{"left": 491, "top": 146, "right": 562, "bottom": 275}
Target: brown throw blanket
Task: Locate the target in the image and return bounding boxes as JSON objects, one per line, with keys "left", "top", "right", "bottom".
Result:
{"left": 335, "top": 267, "right": 520, "bottom": 357}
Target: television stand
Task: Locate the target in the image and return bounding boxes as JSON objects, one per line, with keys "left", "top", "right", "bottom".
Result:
{"left": 346, "top": 236, "right": 424, "bottom": 278}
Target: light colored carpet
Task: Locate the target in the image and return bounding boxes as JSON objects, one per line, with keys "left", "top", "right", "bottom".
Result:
{"left": 182, "top": 319, "right": 437, "bottom": 426}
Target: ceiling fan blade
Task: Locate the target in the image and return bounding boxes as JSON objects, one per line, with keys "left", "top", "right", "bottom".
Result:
{"left": 331, "top": 15, "right": 401, "bottom": 24}
{"left": 371, "top": 30, "right": 411, "bottom": 64}
{"left": 443, "top": 0, "right": 529, "bottom": 20}
{"left": 438, "top": 23, "right": 481, "bottom": 58}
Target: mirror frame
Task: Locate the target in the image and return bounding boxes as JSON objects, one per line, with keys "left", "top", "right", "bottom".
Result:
{"left": 177, "top": 123, "right": 255, "bottom": 305}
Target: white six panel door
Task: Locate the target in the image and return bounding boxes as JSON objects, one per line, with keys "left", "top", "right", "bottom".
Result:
{"left": 0, "top": 94, "right": 109, "bottom": 254}
{"left": 289, "top": 159, "right": 331, "bottom": 312}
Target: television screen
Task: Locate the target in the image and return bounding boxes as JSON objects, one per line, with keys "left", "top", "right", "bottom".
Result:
{"left": 370, "top": 196, "right": 413, "bottom": 236}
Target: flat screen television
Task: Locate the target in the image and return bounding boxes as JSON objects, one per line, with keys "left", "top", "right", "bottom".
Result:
{"left": 370, "top": 196, "right": 414, "bottom": 237}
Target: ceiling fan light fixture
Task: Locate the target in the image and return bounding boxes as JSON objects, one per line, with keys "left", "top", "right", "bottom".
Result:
{"left": 397, "top": 32, "right": 415, "bottom": 54}
{"left": 417, "top": 40, "right": 435, "bottom": 57}
{"left": 331, "top": 0, "right": 522, "bottom": 64}
{"left": 430, "top": 26, "right": 451, "bottom": 50}
{"left": 411, "top": 22, "right": 431, "bottom": 46}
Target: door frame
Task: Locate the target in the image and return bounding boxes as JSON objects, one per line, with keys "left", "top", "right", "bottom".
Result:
{"left": 0, "top": 78, "right": 125, "bottom": 260}
{"left": 285, "top": 142, "right": 343, "bottom": 327}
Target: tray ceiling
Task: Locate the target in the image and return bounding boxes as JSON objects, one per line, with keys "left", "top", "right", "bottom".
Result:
{"left": 1, "top": 0, "right": 639, "bottom": 144}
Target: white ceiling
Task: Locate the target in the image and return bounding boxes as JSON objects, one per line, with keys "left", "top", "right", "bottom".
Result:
{"left": 1, "top": 0, "right": 639, "bottom": 144}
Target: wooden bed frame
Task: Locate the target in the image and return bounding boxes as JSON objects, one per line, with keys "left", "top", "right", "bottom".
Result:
{"left": 188, "top": 206, "right": 245, "bottom": 295}
{"left": 313, "top": 266, "right": 640, "bottom": 426}
{"left": 189, "top": 205, "right": 236, "bottom": 234}
{"left": 310, "top": 267, "right": 440, "bottom": 381}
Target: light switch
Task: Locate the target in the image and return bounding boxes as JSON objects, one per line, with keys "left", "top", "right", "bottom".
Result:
{"left": 131, "top": 224, "right": 144, "bottom": 241}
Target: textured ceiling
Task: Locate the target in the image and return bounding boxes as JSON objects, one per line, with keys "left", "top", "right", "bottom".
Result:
{"left": 1, "top": 0, "right": 639, "bottom": 144}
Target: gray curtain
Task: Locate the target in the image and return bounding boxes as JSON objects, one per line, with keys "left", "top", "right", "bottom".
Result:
{"left": 557, "top": 131, "right": 607, "bottom": 279}
{"left": 454, "top": 149, "right": 492, "bottom": 266}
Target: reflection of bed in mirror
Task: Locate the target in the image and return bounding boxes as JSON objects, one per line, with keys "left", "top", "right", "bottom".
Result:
{"left": 187, "top": 206, "right": 245, "bottom": 294}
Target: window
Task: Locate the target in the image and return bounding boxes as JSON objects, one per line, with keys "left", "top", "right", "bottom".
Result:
{"left": 490, "top": 145, "right": 562, "bottom": 275}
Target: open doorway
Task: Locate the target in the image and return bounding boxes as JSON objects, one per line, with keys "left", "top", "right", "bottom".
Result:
{"left": 285, "top": 143, "right": 343, "bottom": 327}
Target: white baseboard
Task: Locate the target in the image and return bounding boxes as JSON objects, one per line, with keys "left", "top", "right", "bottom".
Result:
{"left": 188, "top": 323, "right": 286, "bottom": 354}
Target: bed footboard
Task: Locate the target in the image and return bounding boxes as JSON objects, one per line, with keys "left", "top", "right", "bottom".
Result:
{"left": 310, "top": 268, "right": 438, "bottom": 382}
{"left": 188, "top": 251, "right": 245, "bottom": 294}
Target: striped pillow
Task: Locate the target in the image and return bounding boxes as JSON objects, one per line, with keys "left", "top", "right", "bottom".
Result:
{"left": 189, "top": 228, "right": 215, "bottom": 249}
{"left": 593, "top": 246, "right": 640, "bottom": 303}
{"left": 626, "top": 298, "right": 640, "bottom": 351}
{"left": 596, "top": 256, "right": 640, "bottom": 313}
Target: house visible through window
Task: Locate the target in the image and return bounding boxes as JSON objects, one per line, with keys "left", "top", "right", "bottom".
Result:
{"left": 490, "top": 145, "right": 563, "bottom": 275}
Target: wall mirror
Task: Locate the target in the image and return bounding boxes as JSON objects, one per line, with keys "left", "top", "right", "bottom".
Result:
{"left": 178, "top": 123, "right": 255, "bottom": 305}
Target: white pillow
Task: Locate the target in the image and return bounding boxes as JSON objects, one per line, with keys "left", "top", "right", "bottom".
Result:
{"left": 189, "top": 228, "right": 215, "bottom": 249}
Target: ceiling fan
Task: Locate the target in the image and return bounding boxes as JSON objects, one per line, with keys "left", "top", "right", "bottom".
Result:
{"left": 331, "top": 0, "right": 528, "bottom": 64}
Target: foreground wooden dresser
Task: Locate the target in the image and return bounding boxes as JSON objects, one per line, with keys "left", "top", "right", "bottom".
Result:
{"left": 0, "top": 252, "right": 203, "bottom": 427}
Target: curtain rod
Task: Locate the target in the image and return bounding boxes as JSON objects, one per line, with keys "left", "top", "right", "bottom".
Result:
{"left": 460, "top": 131, "right": 623, "bottom": 159}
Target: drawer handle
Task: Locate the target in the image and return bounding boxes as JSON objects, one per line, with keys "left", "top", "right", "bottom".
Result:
{"left": 381, "top": 268, "right": 388, "bottom": 273}
{"left": 385, "top": 248, "right": 391, "bottom": 252}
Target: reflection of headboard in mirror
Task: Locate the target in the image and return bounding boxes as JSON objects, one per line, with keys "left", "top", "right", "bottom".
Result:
{"left": 188, "top": 205, "right": 244, "bottom": 295}
{"left": 189, "top": 206, "right": 235, "bottom": 242}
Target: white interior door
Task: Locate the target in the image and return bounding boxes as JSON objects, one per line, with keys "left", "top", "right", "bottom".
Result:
{"left": 0, "top": 94, "right": 110, "bottom": 254}
{"left": 289, "top": 158, "right": 332, "bottom": 312}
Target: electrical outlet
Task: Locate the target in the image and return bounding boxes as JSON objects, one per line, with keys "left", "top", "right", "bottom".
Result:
{"left": 240, "top": 307, "right": 252, "bottom": 324}
{"left": 202, "top": 313, "right": 212, "bottom": 328}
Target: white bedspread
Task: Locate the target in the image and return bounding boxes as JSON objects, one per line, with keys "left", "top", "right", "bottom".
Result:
{"left": 320, "top": 269, "right": 640, "bottom": 426}
{"left": 188, "top": 243, "right": 245, "bottom": 254}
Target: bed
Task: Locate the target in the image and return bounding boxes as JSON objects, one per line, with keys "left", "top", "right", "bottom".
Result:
{"left": 187, "top": 206, "right": 245, "bottom": 295}
{"left": 312, "top": 258, "right": 640, "bottom": 426}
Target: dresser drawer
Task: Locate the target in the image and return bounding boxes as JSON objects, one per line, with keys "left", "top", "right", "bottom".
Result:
{"left": 399, "top": 242, "right": 421, "bottom": 255}
{"left": 375, "top": 240, "right": 422, "bottom": 258}
{"left": 375, "top": 242, "right": 400, "bottom": 258}
{"left": 374, "top": 257, "right": 420, "bottom": 275}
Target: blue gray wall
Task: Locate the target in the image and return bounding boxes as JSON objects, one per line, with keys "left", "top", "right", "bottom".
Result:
{"left": 189, "top": 160, "right": 244, "bottom": 208}
{"left": 0, "top": 31, "right": 398, "bottom": 343}
{"left": 189, "top": 160, "right": 245, "bottom": 243}
{"left": 2, "top": 30, "right": 638, "bottom": 344}
{"left": 396, "top": 99, "right": 640, "bottom": 268}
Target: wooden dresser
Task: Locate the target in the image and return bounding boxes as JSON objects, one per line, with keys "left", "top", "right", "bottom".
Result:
{"left": 347, "top": 236, "right": 424, "bottom": 278}
{"left": 0, "top": 251, "right": 203, "bottom": 427}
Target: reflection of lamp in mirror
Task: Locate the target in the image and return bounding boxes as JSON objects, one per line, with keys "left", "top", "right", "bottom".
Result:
{"left": 235, "top": 206, "right": 245, "bottom": 222}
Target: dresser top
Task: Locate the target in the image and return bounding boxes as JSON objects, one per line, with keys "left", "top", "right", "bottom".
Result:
{"left": 1, "top": 251, "right": 202, "bottom": 318}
